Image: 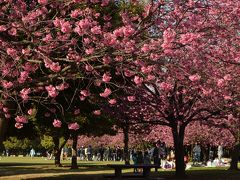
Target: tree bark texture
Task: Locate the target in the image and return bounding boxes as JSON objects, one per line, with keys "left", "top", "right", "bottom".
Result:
{"left": 172, "top": 125, "right": 186, "bottom": 178}
{"left": 71, "top": 133, "right": 78, "bottom": 169}
{"left": 53, "top": 136, "right": 62, "bottom": 167}
{"left": 123, "top": 126, "right": 130, "bottom": 165}
{"left": 229, "top": 143, "right": 240, "bottom": 170}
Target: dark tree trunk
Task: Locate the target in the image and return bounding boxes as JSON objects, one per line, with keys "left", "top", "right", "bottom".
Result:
{"left": 172, "top": 125, "right": 186, "bottom": 178}
{"left": 71, "top": 133, "right": 78, "bottom": 169}
{"left": 53, "top": 136, "right": 62, "bottom": 167}
{"left": 123, "top": 126, "right": 130, "bottom": 165}
{"left": 202, "top": 145, "right": 208, "bottom": 165}
{"left": 229, "top": 143, "right": 240, "bottom": 170}
{"left": 0, "top": 116, "right": 7, "bottom": 146}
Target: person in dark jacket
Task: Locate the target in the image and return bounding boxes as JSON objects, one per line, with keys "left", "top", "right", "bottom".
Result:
{"left": 153, "top": 141, "right": 161, "bottom": 172}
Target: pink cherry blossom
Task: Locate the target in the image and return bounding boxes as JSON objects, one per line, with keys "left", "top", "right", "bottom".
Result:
{"left": 79, "top": 95, "right": 86, "bottom": 101}
{"left": 179, "top": 33, "right": 200, "bottom": 45}
{"left": 20, "top": 88, "right": 31, "bottom": 101}
{"left": 115, "top": 56, "right": 123, "bottom": 62}
{"left": 223, "top": 74, "right": 232, "bottom": 81}
{"left": 159, "top": 82, "right": 173, "bottom": 91}
{"left": 127, "top": 96, "right": 136, "bottom": 102}
{"left": 71, "top": 9, "right": 81, "bottom": 18}
{"left": 53, "top": 119, "right": 62, "bottom": 128}
{"left": 228, "top": 114, "right": 234, "bottom": 120}
{"left": 101, "top": 0, "right": 110, "bottom": 6}
{"left": 18, "top": 71, "right": 29, "bottom": 84}
{"left": 38, "top": 0, "right": 48, "bottom": 5}
{"left": 80, "top": 89, "right": 91, "bottom": 97}
{"left": 60, "top": 21, "right": 72, "bottom": 33}
{"left": 103, "top": 33, "right": 117, "bottom": 46}
{"left": 103, "top": 56, "right": 111, "bottom": 65}
{"left": 217, "top": 79, "right": 225, "bottom": 87}
{"left": 49, "top": 62, "right": 61, "bottom": 72}
{"left": 15, "top": 123, "right": 23, "bottom": 129}
{"left": 100, "top": 88, "right": 112, "bottom": 98}
{"left": 162, "top": 28, "right": 176, "bottom": 48}
{"left": 15, "top": 116, "right": 28, "bottom": 123}
{"left": 68, "top": 122, "right": 80, "bottom": 130}
{"left": 85, "top": 64, "right": 94, "bottom": 71}
{"left": 123, "top": 25, "right": 135, "bottom": 37}
{"left": 202, "top": 88, "right": 213, "bottom": 96}
{"left": 45, "top": 85, "right": 59, "bottom": 98}
{"left": 0, "top": 25, "right": 7, "bottom": 31}
{"left": 77, "top": 18, "right": 91, "bottom": 29}
{"left": 3, "top": 107, "right": 8, "bottom": 113}
{"left": 189, "top": 74, "right": 201, "bottom": 82}
{"left": 53, "top": 18, "right": 61, "bottom": 28}
{"left": 141, "top": 44, "right": 150, "bottom": 53}
{"left": 93, "top": 110, "right": 101, "bottom": 115}
{"left": 56, "top": 82, "right": 69, "bottom": 91}
{"left": 147, "top": 74, "right": 155, "bottom": 81}
{"left": 22, "top": 48, "right": 31, "bottom": 56}
{"left": 44, "top": 58, "right": 51, "bottom": 68}
{"left": 85, "top": 48, "right": 94, "bottom": 55}
{"left": 141, "top": 66, "right": 153, "bottom": 74}
{"left": 28, "top": 109, "right": 33, "bottom": 115}
{"left": 102, "top": 73, "right": 112, "bottom": 82}
{"left": 56, "top": 83, "right": 65, "bottom": 91}
{"left": 2, "top": 81, "right": 13, "bottom": 89}
{"left": 134, "top": 76, "right": 143, "bottom": 85}
{"left": 5, "top": 114, "right": 11, "bottom": 118}
{"left": 109, "top": 99, "right": 117, "bottom": 105}
{"left": 43, "top": 34, "right": 52, "bottom": 42}
{"left": 223, "top": 95, "right": 232, "bottom": 100}
{"left": 6, "top": 48, "right": 18, "bottom": 59}
{"left": 124, "top": 69, "right": 135, "bottom": 77}
{"left": 91, "top": 26, "right": 102, "bottom": 34}
{"left": 83, "top": 38, "right": 91, "bottom": 44}
{"left": 8, "top": 28, "right": 17, "bottom": 36}
{"left": 113, "top": 28, "right": 124, "bottom": 37}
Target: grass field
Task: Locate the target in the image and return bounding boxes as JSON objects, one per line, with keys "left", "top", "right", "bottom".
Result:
{"left": 0, "top": 157, "right": 240, "bottom": 180}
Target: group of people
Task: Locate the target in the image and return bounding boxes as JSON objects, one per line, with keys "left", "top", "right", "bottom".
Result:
{"left": 60, "top": 144, "right": 125, "bottom": 161}
{"left": 192, "top": 143, "right": 227, "bottom": 167}
{"left": 46, "top": 141, "right": 228, "bottom": 170}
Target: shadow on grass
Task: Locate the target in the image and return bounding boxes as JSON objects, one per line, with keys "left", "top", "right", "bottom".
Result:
{"left": 0, "top": 164, "right": 112, "bottom": 175}
{"left": 1, "top": 163, "right": 240, "bottom": 180}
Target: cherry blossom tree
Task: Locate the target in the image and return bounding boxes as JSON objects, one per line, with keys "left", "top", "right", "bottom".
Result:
{"left": 0, "top": 0, "right": 239, "bottom": 177}
{"left": 102, "top": 92, "right": 152, "bottom": 164}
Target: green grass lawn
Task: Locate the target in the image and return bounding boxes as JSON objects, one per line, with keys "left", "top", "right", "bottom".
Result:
{"left": 0, "top": 157, "right": 240, "bottom": 179}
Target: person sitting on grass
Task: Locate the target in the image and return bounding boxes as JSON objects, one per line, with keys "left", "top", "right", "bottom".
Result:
{"left": 163, "top": 155, "right": 175, "bottom": 170}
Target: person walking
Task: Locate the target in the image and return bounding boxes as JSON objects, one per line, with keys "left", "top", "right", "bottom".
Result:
{"left": 193, "top": 143, "right": 201, "bottom": 165}
{"left": 30, "top": 148, "right": 35, "bottom": 158}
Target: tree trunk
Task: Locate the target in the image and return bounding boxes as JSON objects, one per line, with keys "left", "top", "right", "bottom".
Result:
{"left": 229, "top": 143, "right": 240, "bottom": 170}
{"left": 172, "top": 125, "right": 186, "bottom": 178}
{"left": 0, "top": 100, "right": 16, "bottom": 146}
{"left": 0, "top": 116, "right": 7, "bottom": 146}
{"left": 123, "top": 126, "right": 130, "bottom": 165}
{"left": 71, "top": 133, "right": 78, "bottom": 169}
{"left": 202, "top": 145, "right": 208, "bottom": 165}
{"left": 53, "top": 136, "right": 62, "bottom": 167}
